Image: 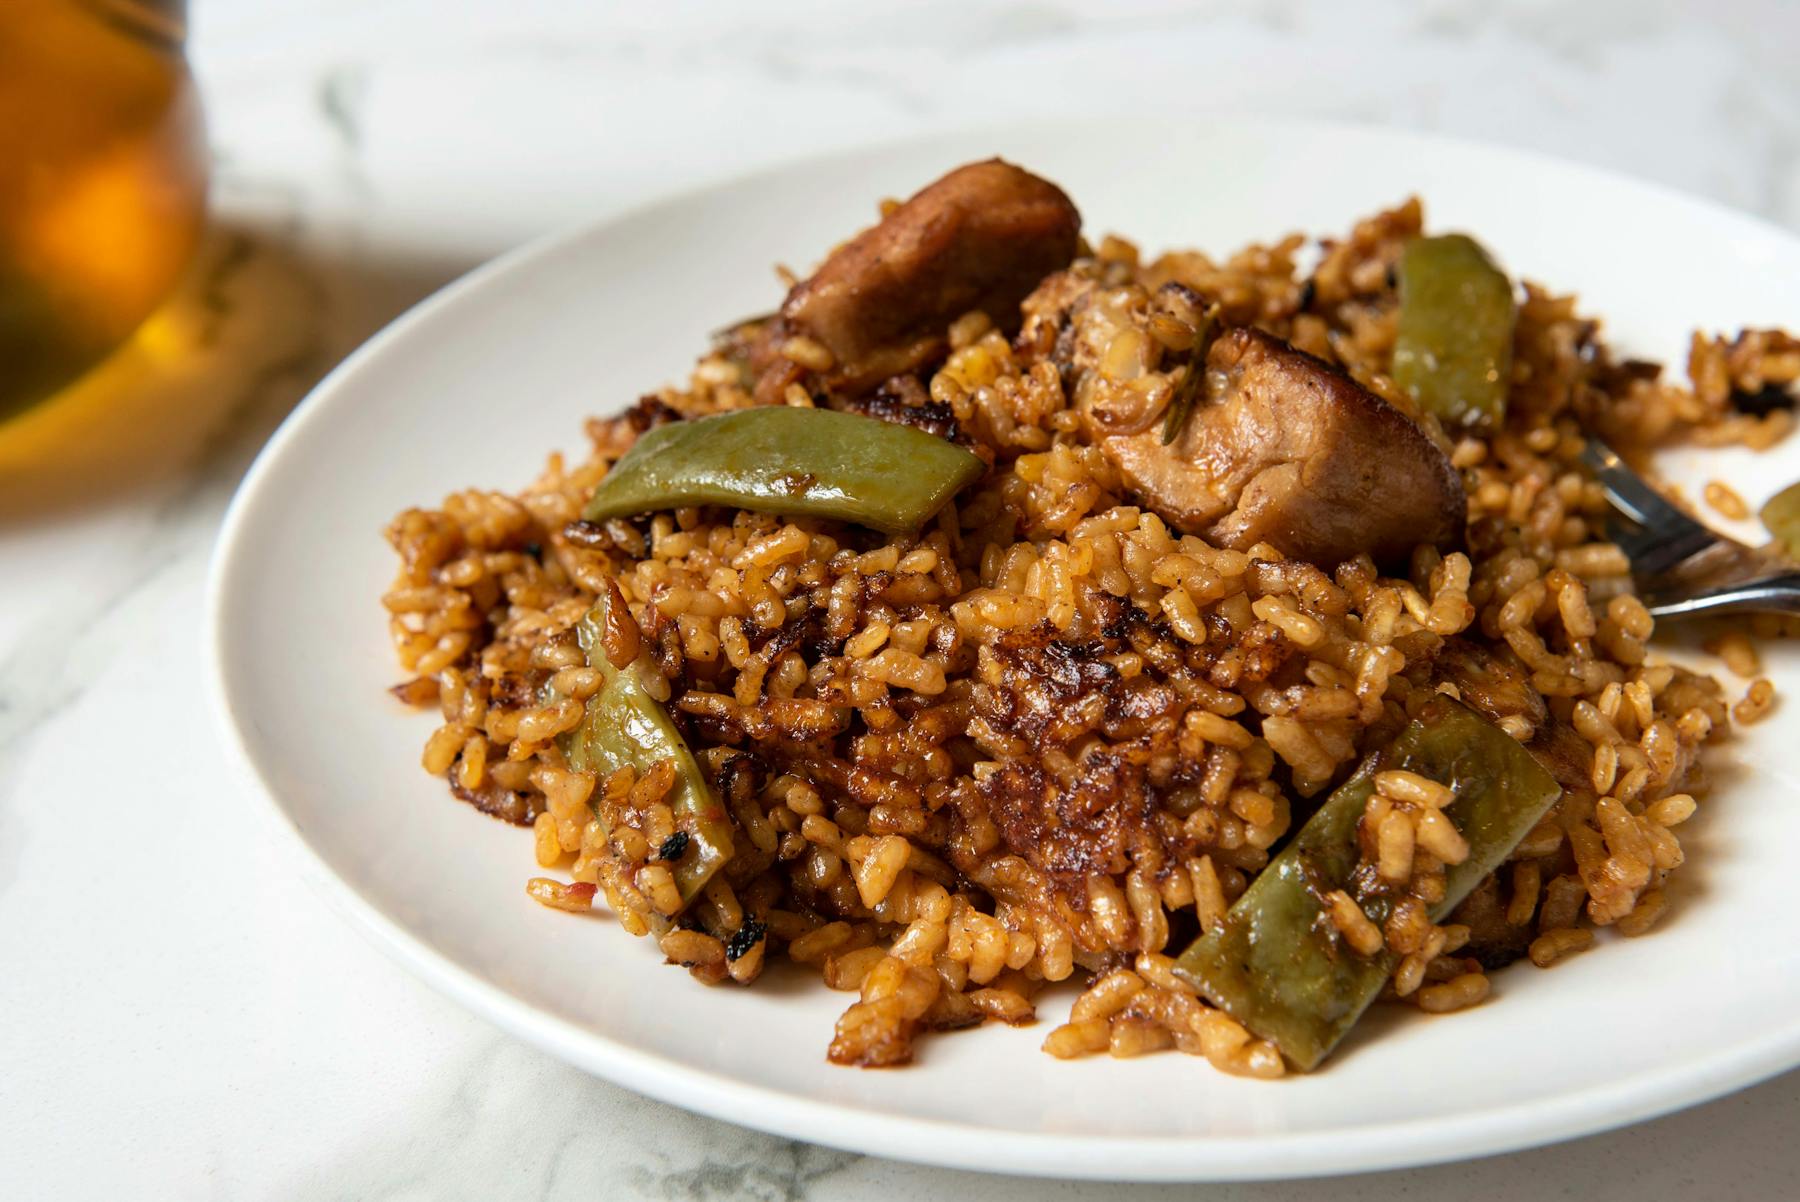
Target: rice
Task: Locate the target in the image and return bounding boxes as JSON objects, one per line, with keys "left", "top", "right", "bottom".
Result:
{"left": 1704, "top": 479, "right": 1750, "bottom": 521}
{"left": 383, "top": 197, "right": 1782, "bottom": 1073}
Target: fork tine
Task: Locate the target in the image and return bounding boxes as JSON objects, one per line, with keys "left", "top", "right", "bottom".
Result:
{"left": 1603, "top": 513, "right": 1655, "bottom": 559}
{"left": 1579, "top": 439, "right": 1710, "bottom": 535}
{"left": 1581, "top": 438, "right": 1723, "bottom": 577}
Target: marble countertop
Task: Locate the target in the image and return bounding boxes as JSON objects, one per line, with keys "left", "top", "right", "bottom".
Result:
{"left": 6, "top": 1, "right": 1800, "bottom": 1197}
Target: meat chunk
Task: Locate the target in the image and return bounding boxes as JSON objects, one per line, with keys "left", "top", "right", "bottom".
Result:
{"left": 1084, "top": 326, "right": 1465, "bottom": 567}
{"left": 1432, "top": 638, "right": 1548, "bottom": 736}
{"left": 1448, "top": 873, "right": 1533, "bottom": 970}
{"left": 1433, "top": 636, "right": 1593, "bottom": 795}
{"left": 449, "top": 777, "right": 543, "bottom": 827}
{"left": 769, "top": 159, "right": 1081, "bottom": 395}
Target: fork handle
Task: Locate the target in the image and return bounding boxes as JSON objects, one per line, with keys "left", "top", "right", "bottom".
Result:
{"left": 1644, "top": 571, "right": 1800, "bottom": 619}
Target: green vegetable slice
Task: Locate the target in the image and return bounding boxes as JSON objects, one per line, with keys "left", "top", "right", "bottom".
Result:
{"left": 582, "top": 407, "right": 985, "bottom": 534}
{"left": 1391, "top": 234, "right": 1516, "bottom": 428}
{"left": 1761, "top": 480, "right": 1800, "bottom": 557}
{"left": 559, "top": 593, "right": 734, "bottom": 905}
{"left": 1173, "top": 697, "right": 1561, "bottom": 1070}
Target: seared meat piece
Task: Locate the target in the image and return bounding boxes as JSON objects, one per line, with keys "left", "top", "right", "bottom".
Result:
{"left": 1432, "top": 635, "right": 1594, "bottom": 795}
{"left": 1432, "top": 638, "right": 1548, "bottom": 736}
{"left": 1086, "top": 326, "right": 1465, "bottom": 567}
{"left": 1433, "top": 637, "right": 1591, "bottom": 791}
{"left": 767, "top": 159, "right": 1081, "bottom": 396}
{"left": 449, "top": 777, "right": 543, "bottom": 827}
{"left": 1522, "top": 717, "right": 1597, "bottom": 801}
{"left": 1449, "top": 873, "right": 1533, "bottom": 970}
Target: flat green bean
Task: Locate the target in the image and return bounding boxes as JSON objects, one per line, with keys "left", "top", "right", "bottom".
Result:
{"left": 1174, "top": 698, "right": 1560, "bottom": 1070}
{"left": 1391, "top": 234, "right": 1516, "bottom": 428}
{"left": 559, "top": 590, "right": 734, "bottom": 905}
{"left": 583, "top": 408, "right": 984, "bottom": 534}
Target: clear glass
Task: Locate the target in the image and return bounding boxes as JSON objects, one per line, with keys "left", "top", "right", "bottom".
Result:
{"left": 0, "top": 0, "right": 207, "bottom": 422}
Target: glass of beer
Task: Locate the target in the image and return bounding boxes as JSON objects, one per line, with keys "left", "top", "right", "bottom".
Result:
{"left": 0, "top": 0, "right": 208, "bottom": 422}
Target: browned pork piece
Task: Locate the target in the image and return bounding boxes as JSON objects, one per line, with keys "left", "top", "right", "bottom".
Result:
{"left": 1087, "top": 324, "right": 1465, "bottom": 567}
{"left": 1431, "top": 637, "right": 1591, "bottom": 794}
{"left": 760, "top": 158, "right": 1081, "bottom": 397}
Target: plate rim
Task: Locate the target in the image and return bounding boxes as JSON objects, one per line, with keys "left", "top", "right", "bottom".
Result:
{"left": 204, "top": 114, "right": 1800, "bottom": 1182}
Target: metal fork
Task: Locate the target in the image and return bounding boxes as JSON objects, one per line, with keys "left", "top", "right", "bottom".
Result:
{"left": 1580, "top": 438, "right": 1800, "bottom": 619}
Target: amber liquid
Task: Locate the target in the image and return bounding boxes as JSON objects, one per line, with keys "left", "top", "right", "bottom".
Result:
{"left": 0, "top": 0, "right": 207, "bottom": 422}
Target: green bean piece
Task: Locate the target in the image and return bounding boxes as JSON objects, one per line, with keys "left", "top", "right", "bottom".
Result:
{"left": 1761, "top": 480, "right": 1800, "bottom": 557}
{"left": 1173, "top": 698, "right": 1561, "bottom": 1070}
{"left": 1391, "top": 234, "right": 1516, "bottom": 428}
{"left": 582, "top": 408, "right": 985, "bottom": 534}
{"left": 559, "top": 595, "right": 734, "bottom": 905}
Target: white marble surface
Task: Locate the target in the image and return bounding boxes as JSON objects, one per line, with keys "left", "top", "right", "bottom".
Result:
{"left": 6, "top": 1, "right": 1800, "bottom": 1197}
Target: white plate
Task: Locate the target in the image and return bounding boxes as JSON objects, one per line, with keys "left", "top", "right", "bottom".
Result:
{"left": 207, "top": 119, "right": 1800, "bottom": 1181}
